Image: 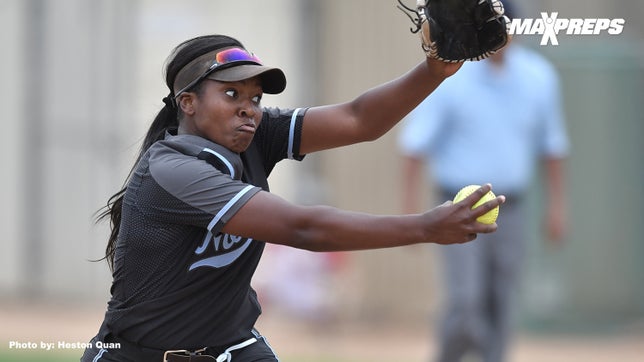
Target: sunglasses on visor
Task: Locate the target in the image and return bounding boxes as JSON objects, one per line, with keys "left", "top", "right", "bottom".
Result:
{"left": 174, "top": 47, "right": 263, "bottom": 99}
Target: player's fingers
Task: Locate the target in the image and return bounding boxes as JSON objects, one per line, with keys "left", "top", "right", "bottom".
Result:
{"left": 448, "top": 232, "right": 479, "bottom": 245}
{"left": 461, "top": 183, "right": 493, "bottom": 206}
{"left": 471, "top": 194, "right": 505, "bottom": 218}
{"left": 473, "top": 221, "right": 498, "bottom": 234}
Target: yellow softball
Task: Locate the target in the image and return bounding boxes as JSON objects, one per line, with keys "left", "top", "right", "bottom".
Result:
{"left": 453, "top": 185, "right": 500, "bottom": 224}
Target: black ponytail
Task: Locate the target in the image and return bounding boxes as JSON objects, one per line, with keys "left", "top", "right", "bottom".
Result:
{"left": 96, "top": 35, "right": 244, "bottom": 271}
{"left": 96, "top": 98, "right": 178, "bottom": 270}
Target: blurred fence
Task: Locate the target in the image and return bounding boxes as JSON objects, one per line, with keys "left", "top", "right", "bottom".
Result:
{"left": 520, "top": 40, "right": 644, "bottom": 331}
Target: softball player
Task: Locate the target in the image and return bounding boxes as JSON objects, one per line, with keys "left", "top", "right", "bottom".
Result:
{"left": 81, "top": 34, "right": 504, "bottom": 362}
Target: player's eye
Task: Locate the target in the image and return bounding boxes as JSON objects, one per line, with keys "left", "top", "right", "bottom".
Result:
{"left": 252, "top": 95, "right": 262, "bottom": 104}
{"left": 225, "top": 89, "right": 238, "bottom": 98}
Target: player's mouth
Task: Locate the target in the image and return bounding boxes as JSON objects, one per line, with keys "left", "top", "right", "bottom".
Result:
{"left": 238, "top": 122, "right": 256, "bottom": 134}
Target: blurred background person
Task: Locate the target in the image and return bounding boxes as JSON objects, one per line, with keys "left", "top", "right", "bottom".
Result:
{"left": 398, "top": 3, "right": 570, "bottom": 361}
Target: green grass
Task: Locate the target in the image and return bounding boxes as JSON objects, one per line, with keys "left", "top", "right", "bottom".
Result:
{"left": 0, "top": 350, "right": 360, "bottom": 362}
{"left": 0, "top": 349, "right": 80, "bottom": 362}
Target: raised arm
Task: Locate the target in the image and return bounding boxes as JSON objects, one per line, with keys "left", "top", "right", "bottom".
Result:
{"left": 299, "top": 58, "right": 462, "bottom": 154}
{"left": 223, "top": 183, "right": 504, "bottom": 251}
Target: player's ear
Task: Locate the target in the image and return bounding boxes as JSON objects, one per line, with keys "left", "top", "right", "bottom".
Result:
{"left": 177, "top": 93, "right": 196, "bottom": 115}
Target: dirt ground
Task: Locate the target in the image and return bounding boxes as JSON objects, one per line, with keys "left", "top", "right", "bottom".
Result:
{"left": 1, "top": 301, "right": 642, "bottom": 362}
{"left": 256, "top": 309, "right": 644, "bottom": 362}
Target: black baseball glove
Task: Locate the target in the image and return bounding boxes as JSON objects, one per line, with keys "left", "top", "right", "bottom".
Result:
{"left": 398, "top": 0, "right": 511, "bottom": 62}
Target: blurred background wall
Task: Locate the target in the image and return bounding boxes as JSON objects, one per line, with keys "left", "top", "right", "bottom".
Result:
{"left": 0, "top": 0, "right": 642, "bottom": 336}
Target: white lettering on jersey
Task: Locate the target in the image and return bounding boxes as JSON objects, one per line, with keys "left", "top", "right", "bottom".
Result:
{"left": 189, "top": 232, "right": 253, "bottom": 270}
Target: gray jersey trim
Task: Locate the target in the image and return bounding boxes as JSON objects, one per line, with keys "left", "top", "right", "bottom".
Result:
{"left": 206, "top": 185, "right": 256, "bottom": 232}
{"left": 287, "top": 108, "right": 302, "bottom": 160}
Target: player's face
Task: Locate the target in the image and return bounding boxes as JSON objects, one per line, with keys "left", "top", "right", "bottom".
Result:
{"left": 184, "top": 76, "right": 263, "bottom": 153}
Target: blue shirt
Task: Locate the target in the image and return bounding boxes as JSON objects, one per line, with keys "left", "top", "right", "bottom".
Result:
{"left": 398, "top": 46, "right": 569, "bottom": 194}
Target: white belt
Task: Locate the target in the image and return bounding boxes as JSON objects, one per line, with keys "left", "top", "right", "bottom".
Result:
{"left": 215, "top": 337, "right": 257, "bottom": 362}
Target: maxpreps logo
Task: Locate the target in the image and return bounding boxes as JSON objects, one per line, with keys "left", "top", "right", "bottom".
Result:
{"left": 509, "top": 12, "right": 625, "bottom": 45}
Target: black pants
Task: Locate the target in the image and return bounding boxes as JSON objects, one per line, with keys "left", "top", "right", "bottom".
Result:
{"left": 80, "top": 331, "right": 279, "bottom": 362}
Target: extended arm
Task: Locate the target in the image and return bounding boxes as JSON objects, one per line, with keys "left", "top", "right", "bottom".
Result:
{"left": 223, "top": 183, "right": 504, "bottom": 252}
{"left": 299, "top": 58, "right": 461, "bottom": 154}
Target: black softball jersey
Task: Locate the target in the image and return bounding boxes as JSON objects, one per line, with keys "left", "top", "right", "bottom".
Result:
{"left": 91, "top": 107, "right": 306, "bottom": 351}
